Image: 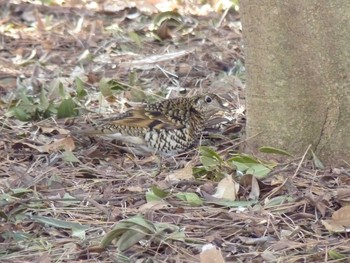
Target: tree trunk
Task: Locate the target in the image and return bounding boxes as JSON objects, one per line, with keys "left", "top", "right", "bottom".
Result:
{"left": 240, "top": 0, "right": 350, "bottom": 165}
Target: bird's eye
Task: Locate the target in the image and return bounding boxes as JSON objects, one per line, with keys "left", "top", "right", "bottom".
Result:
{"left": 205, "top": 96, "right": 212, "bottom": 103}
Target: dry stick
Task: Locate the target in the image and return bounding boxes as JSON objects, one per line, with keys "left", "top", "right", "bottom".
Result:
{"left": 216, "top": 3, "right": 233, "bottom": 28}
{"left": 14, "top": 197, "right": 135, "bottom": 204}
{"left": 217, "top": 132, "right": 261, "bottom": 155}
{"left": 156, "top": 64, "right": 181, "bottom": 99}
{"left": 292, "top": 144, "right": 312, "bottom": 178}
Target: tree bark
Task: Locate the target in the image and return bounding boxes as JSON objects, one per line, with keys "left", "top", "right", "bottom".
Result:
{"left": 240, "top": 0, "right": 350, "bottom": 165}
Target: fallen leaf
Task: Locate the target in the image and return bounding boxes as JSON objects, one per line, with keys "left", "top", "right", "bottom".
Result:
{"left": 126, "top": 186, "right": 143, "bottom": 192}
{"left": 22, "top": 137, "right": 75, "bottom": 153}
{"left": 333, "top": 206, "right": 350, "bottom": 220}
{"left": 321, "top": 220, "right": 350, "bottom": 233}
{"left": 138, "top": 200, "right": 170, "bottom": 212}
{"left": 321, "top": 206, "right": 350, "bottom": 233}
{"left": 213, "top": 174, "right": 239, "bottom": 200}
{"left": 200, "top": 244, "right": 225, "bottom": 263}
{"left": 337, "top": 188, "right": 350, "bottom": 206}
{"left": 38, "top": 126, "right": 70, "bottom": 135}
{"left": 166, "top": 164, "right": 193, "bottom": 182}
{"left": 249, "top": 175, "right": 260, "bottom": 200}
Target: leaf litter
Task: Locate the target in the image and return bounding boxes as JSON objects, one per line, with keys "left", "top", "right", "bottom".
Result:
{"left": 0, "top": 1, "right": 350, "bottom": 262}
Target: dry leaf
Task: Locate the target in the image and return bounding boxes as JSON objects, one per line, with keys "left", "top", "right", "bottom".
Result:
{"left": 305, "top": 193, "right": 328, "bottom": 217}
{"left": 260, "top": 250, "right": 277, "bottom": 261}
{"left": 239, "top": 236, "right": 275, "bottom": 245}
{"left": 200, "top": 244, "right": 225, "bottom": 263}
{"left": 321, "top": 220, "right": 350, "bottom": 233}
{"left": 138, "top": 200, "right": 170, "bottom": 212}
{"left": 213, "top": 174, "right": 239, "bottom": 200}
{"left": 333, "top": 206, "right": 350, "bottom": 220}
{"left": 126, "top": 186, "right": 143, "bottom": 192}
{"left": 36, "top": 253, "right": 52, "bottom": 263}
{"left": 166, "top": 164, "right": 193, "bottom": 182}
{"left": 321, "top": 206, "right": 350, "bottom": 233}
{"left": 39, "top": 126, "right": 70, "bottom": 135}
{"left": 337, "top": 188, "right": 350, "bottom": 206}
{"left": 22, "top": 137, "right": 75, "bottom": 153}
{"left": 249, "top": 175, "right": 260, "bottom": 200}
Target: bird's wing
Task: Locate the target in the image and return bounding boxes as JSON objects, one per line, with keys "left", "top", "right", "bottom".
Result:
{"left": 99, "top": 108, "right": 186, "bottom": 132}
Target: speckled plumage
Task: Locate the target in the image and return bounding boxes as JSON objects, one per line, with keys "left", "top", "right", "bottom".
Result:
{"left": 73, "top": 94, "right": 225, "bottom": 155}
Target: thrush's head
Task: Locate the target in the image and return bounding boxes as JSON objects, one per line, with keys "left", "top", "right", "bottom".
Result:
{"left": 193, "top": 94, "right": 226, "bottom": 119}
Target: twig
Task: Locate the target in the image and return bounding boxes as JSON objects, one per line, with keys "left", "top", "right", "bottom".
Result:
{"left": 292, "top": 144, "right": 311, "bottom": 178}
{"left": 216, "top": 3, "right": 233, "bottom": 28}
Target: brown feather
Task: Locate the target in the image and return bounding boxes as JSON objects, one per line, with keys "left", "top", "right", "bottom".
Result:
{"left": 71, "top": 94, "right": 226, "bottom": 155}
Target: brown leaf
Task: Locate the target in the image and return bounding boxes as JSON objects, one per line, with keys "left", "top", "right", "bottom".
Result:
{"left": 333, "top": 206, "right": 350, "bottom": 220}
{"left": 36, "top": 253, "right": 52, "bottom": 263}
{"left": 38, "top": 126, "right": 70, "bottom": 135}
{"left": 166, "top": 164, "right": 193, "bottom": 182}
{"left": 249, "top": 175, "right": 260, "bottom": 200}
{"left": 213, "top": 174, "right": 239, "bottom": 200}
{"left": 22, "top": 137, "right": 75, "bottom": 153}
{"left": 337, "top": 188, "right": 350, "bottom": 206}
{"left": 321, "top": 206, "right": 350, "bottom": 233}
{"left": 200, "top": 244, "right": 225, "bottom": 263}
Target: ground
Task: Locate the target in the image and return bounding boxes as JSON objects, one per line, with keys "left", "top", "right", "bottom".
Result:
{"left": 1, "top": 1, "right": 350, "bottom": 262}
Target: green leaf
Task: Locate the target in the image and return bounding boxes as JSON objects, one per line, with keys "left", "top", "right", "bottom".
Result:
{"left": 58, "top": 81, "right": 66, "bottom": 98}
{"left": 264, "top": 195, "right": 295, "bottom": 208}
{"left": 259, "top": 146, "right": 293, "bottom": 157}
{"left": 231, "top": 160, "right": 271, "bottom": 178}
{"left": 126, "top": 216, "right": 158, "bottom": 232}
{"left": 39, "top": 89, "right": 55, "bottom": 118}
{"left": 62, "top": 151, "right": 80, "bottom": 163}
{"left": 200, "top": 156, "right": 220, "bottom": 171}
{"left": 128, "top": 31, "right": 142, "bottom": 47}
{"left": 199, "top": 146, "right": 223, "bottom": 170}
{"left": 100, "top": 227, "right": 126, "bottom": 248}
{"left": 108, "top": 79, "right": 130, "bottom": 92}
{"left": 229, "top": 154, "right": 274, "bottom": 178}
{"left": 11, "top": 188, "right": 33, "bottom": 196}
{"left": 151, "top": 11, "right": 183, "bottom": 29}
{"left": 18, "top": 90, "right": 34, "bottom": 106}
{"left": 157, "top": 223, "right": 185, "bottom": 241}
{"left": 100, "top": 215, "right": 184, "bottom": 252}
{"left": 1, "top": 231, "right": 32, "bottom": 242}
{"left": 200, "top": 146, "right": 222, "bottom": 161}
{"left": 175, "top": 192, "right": 203, "bottom": 206}
{"left": 151, "top": 186, "right": 169, "bottom": 198}
{"left": 99, "top": 77, "right": 113, "bottom": 97}
{"left": 100, "top": 215, "right": 156, "bottom": 248}
{"left": 43, "top": 102, "right": 57, "bottom": 118}
{"left": 75, "top": 77, "right": 87, "bottom": 98}
{"left": 311, "top": 150, "right": 325, "bottom": 169}
{"left": 229, "top": 154, "right": 259, "bottom": 164}
{"left": 246, "top": 164, "right": 271, "bottom": 178}
{"left": 128, "top": 71, "right": 138, "bottom": 86}
{"left": 127, "top": 89, "right": 146, "bottom": 102}
{"left": 47, "top": 79, "right": 62, "bottom": 99}
{"left": 39, "top": 89, "right": 50, "bottom": 110}
{"left": 328, "top": 250, "right": 346, "bottom": 260}
{"left": 192, "top": 166, "right": 209, "bottom": 176}
{"left": 31, "top": 215, "right": 89, "bottom": 239}
{"left": 146, "top": 186, "right": 169, "bottom": 202}
{"left": 57, "top": 98, "right": 77, "bottom": 119}
{"left": 116, "top": 228, "right": 147, "bottom": 252}
{"left": 11, "top": 107, "right": 30, "bottom": 121}
{"left": 58, "top": 193, "right": 80, "bottom": 206}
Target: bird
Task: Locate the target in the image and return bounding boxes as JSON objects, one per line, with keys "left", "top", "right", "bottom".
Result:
{"left": 71, "top": 94, "right": 226, "bottom": 156}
